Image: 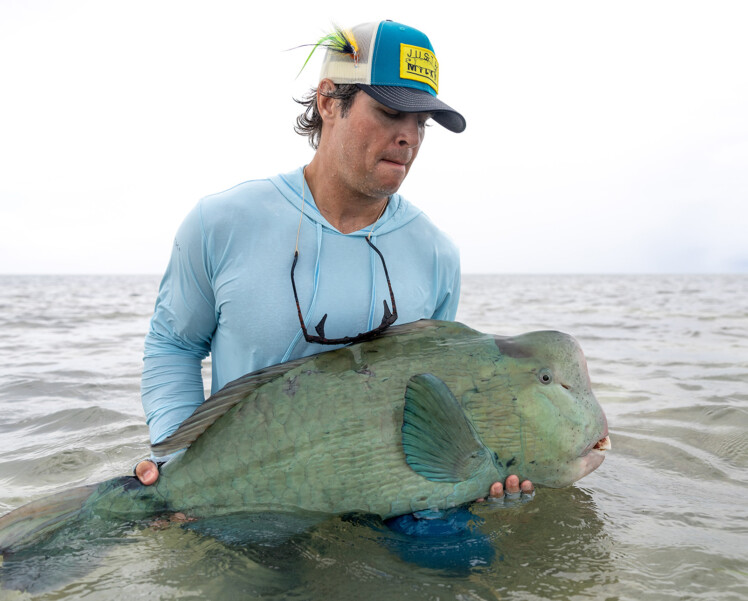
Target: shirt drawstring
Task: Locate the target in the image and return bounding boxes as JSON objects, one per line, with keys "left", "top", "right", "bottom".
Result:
{"left": 366, "top": 233, "right": 378, "bottom": 331}
{"left": 282, "top": 221, "right": 324, "bottom": 362}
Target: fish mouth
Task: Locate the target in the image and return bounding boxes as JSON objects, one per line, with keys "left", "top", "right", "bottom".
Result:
{"left": 593, "top": 435, "right": 612, "bottom": 452}
{"left": 569, "top": 433, "right": 611, "bottom": 482}
{"left": 581, "top": 432, "right": 611, "bottom": 457}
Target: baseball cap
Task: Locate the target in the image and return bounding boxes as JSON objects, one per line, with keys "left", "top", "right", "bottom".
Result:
{"left": 317, "top": 21, "right": 466, "bottom": 133}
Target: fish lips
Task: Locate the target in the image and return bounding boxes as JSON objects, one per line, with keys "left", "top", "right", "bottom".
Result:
{"left": 576, "top": 432, "right": 611, "bottom": 479}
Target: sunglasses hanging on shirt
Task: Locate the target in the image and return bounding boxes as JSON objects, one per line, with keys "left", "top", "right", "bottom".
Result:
{"left": 290, "top": 170, "right": 398, "bottom": 345}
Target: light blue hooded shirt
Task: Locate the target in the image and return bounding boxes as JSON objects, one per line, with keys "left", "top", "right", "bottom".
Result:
{"left": 142, "top": 166, "right": 460, "bottom": 450}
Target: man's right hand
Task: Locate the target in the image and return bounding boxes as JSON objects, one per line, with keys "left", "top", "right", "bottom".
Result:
{"left": 135, "top": 460, "right": 160, "bottom": 485}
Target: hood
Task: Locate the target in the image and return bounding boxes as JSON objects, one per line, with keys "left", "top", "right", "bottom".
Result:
{"left": 270, "top": 166, "right": 426, "bottom": 363}
{"left": 269, "top": 166, "right": 424, "bottom": 237}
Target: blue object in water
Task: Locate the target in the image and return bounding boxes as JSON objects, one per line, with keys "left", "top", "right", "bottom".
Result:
{"left": 383, "top": 507, "right": 497, "bottom": 571}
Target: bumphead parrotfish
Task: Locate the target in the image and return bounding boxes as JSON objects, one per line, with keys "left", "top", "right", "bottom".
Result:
{"left": 0, "top": 320, "right": 610, "bottom": 552}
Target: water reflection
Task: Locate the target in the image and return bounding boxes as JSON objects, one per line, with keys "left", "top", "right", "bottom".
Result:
{"left": 1, "top": 487, "right": 611, "bottom": 599}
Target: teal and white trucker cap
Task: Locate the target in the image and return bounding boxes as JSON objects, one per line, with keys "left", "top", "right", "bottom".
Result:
{"left": 318, "top": 21, "right": 466, "bottom": 133}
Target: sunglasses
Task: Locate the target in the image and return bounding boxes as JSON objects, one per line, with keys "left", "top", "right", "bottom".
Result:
{"left": 290, "top": 236, "right": 398, "bottom": 345}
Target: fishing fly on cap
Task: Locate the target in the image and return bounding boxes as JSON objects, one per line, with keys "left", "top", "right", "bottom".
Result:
{"left": 297, "top": 26, "right": 359, "bottom": 76}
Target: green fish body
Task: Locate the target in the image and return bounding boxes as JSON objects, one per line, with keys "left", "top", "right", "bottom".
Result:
{"left": 0, "top": 320, "right": 609, "bottom": 551}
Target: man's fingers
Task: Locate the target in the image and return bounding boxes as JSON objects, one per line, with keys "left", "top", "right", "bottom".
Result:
{"left": 136, "top": 460, "right": 159, "bottom": 486}
{"left": 483, "top": 476, "right": 535, "bottom": 506}
{"left": 488, "top": 481, "right": 504, "bottom": 498}
{"left": 505, "top": 475, "right": 520, "bottom": 495}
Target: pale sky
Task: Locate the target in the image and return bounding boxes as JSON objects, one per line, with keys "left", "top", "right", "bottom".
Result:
{"left": 1, "top": 0, "right": 746, "bottom": 274}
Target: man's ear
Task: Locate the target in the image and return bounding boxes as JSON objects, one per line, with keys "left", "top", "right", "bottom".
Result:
{"left": 317, "top": 78, "right": 338, "bottom": 122}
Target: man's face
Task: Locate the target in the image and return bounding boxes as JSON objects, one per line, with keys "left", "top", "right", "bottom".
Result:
{"left": 323, "top": 89, "right": 430, "bottom": 202}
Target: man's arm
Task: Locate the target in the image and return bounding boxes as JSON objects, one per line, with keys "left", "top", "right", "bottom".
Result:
{"left": 432, "top": 263, "right": 460, "bottom": 321}
{"left": 137, "top": 201, "right": 217, "bottom": 483}
{"left": 427, "top": 230, "right": 461, "bottom": 322}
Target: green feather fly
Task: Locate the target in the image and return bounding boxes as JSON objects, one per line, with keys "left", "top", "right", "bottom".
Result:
{"left": 296, "top": 26, "right": 359, "bottom": 77}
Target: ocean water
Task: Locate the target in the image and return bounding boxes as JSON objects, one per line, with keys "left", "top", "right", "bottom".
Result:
{"left": 0, "top": 274, "right": 746, "bottom": 600}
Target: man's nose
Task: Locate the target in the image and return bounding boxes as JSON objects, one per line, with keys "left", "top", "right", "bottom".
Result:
{"left": 396, "top": 114, "right": 422, "bottom": 147}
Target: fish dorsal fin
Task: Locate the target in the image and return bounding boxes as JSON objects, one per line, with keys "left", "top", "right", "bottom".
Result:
{"left": 151, "top": 354, "right": 312, "bottom": 456}
{"left": 378, "top": 318, "right": 478, "bottom": 339}
{"left": 402, "top": 373, "right": 493, "bottom": 482}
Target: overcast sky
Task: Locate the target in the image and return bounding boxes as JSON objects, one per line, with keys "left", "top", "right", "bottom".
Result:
{"left": 1, "top": 0, "right": 746, "bottom": 274}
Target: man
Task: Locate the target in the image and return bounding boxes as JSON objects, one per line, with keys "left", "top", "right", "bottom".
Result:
{"left": 135, "top": 20, "right": 533, "bottom": 507}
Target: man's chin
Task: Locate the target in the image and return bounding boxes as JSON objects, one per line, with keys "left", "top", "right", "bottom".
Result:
{"left": 371, "top": 167, "right": 409, "bottom": 196}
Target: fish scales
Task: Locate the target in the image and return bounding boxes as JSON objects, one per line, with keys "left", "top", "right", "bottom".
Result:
{"left": 0, "top": 320, "right": 610, "bottom": 552}
{"left": 157, "top": 324, "right": 545, "bottom": 516}
{"left": 149, "top": 325, "right": 492, "bottom": 516}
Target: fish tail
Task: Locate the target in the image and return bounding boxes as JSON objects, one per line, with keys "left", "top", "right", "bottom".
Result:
{"left": 0, "top": 483, "right": 99, "bottom": 553}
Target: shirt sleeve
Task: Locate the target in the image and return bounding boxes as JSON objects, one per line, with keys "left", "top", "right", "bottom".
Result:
{"left": 431, "top": 244, "right": 461, "bottom": 321}
{"left": 141, "top": 201, "right": 217, "bottom": 448}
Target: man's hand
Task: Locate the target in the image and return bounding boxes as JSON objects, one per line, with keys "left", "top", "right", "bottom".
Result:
{"left": 489, "top": 475, "right": 534, "bottom": 499}
{"left": 135, "top": 460, "right": 160, "bottom": 485}
{"left": 477, "top": 475, "right": 534, "bottom": 503}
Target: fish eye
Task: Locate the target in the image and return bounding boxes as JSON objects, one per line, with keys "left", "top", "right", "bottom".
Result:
{"left": 538, "top": 368, "right": 553, "bottom": 385}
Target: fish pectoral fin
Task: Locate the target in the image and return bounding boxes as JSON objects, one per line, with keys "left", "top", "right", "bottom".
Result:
{"left": 402, "top": 374, "right": 493, "bottom": 483}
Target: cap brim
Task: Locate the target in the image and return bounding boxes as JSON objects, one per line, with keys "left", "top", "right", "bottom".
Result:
{"left": 356, "top": 84, "right": 466, "bottom": 133}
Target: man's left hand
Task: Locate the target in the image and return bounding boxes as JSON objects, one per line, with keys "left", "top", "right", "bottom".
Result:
{"left": 478, "top": 475, "right": 534, "bottom": 502}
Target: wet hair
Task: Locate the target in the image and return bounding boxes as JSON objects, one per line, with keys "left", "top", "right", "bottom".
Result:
{"left": 294, "top": 83, "right": 361, "bottom": 149}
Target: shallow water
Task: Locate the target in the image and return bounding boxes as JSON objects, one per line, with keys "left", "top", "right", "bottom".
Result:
{"left": 0, "top": 274, "right": 746, "bottom": 600}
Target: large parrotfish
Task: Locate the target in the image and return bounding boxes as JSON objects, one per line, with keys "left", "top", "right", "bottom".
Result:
{"left": 0, "top": 320, "right": 610, "bottom": 552}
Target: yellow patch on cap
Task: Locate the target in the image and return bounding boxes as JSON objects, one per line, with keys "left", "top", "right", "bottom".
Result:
{"left": 399, "top": 43, "right": 439, "bottom": 93}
